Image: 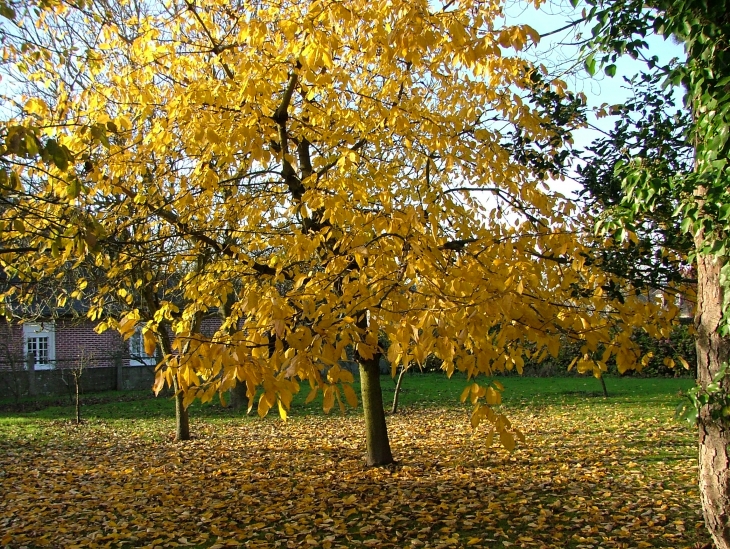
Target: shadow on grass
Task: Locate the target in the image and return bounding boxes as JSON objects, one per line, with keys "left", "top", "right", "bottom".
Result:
{"left": 558, "top": 390, "right": 609, "bottom": 398}
{"left": 0, "top": 405, "right": 709, "bottom": 549}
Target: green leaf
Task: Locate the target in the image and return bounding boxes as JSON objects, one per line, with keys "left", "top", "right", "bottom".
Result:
{"left": 24, "top": 134, "right": 39, "bottom": 157}
{"left": 91, "top": 124, "right": 110, "bottom": 148}
{"left": 44, "top": 139, "right": 69, "bottom": 171}
{"left": 676, "top": 401, "right": 699, "bottom": 425}
{"left": 709, "top": 239, "right": 727, "bottom": 256}
{"left": 67, "top": 179, "right": 81, "bottom": 199}
{"left": 719, "top": 204, "right": 730, "bottom": 221}
{"left": 679, "top": 217, "right": 693, "bottom": 234}
{"left": 584, "top": 55, "right": 597, "bottom": 76}
{"left": 712, "top": 363, "right": 728, "bottom": 383}
{"left": 604, "top": 64, "right": 617, "bottom": 77}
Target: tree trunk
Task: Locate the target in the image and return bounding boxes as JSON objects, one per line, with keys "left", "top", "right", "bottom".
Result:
{"left": 74, "top": 373, "right": 81, "bottom": 425}
{"left": 391, "top": 365, "right": 407, "bottom": 414}
{"left": 695, "top": 250, "right": 730, "bottom": 549}
{"left": 359, "top": 354, "right": 394, "bottom": 466}
{"left": 219, "top": 296, "right": 249, "bottom": 413}
{"left": 172, "top": 375, "right": 191, "bottom": 441}
{"left": 230, "top": 381, "right": 249, "bottom": 412}
{"left": 158, "top": 327, "right": 191, "bottom": 441}
{"left": 598, "top": 375, "right": 608, "bottom": 398}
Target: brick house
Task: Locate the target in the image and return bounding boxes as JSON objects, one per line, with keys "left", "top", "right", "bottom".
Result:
{"left": 0, "top": 313, "right": 229, "bottom": 372}
{"left": 0, "top": 317, "right": 155, "bottom": 372}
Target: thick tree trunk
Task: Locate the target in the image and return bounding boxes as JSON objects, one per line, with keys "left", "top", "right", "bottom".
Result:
{"left": 230, "top": 381, "right": 249, "bottom": 412}
{"left": 695, "top": 251, "right": 730, "bottom": 549}
{"left": 391, "top": 365, "right": 407, "bottom": 414}
{"left": 359, "top": 354, "right": 394, "bottom": 466}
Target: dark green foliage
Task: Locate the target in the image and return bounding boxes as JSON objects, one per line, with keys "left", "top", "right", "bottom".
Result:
{"left": 629, "top": 324, "right": 697, "bottom": 377}
{"left": 504, "top": 71, "right": 586, "bottom": 181}
{"left": 584, "top": 0, "right": 730, "bottom": 332}
{"left": 579, "top": 72, "right": 694, "bottom": 294}
{"left": 521, "top": 325, "right": 696, "bottom": 378}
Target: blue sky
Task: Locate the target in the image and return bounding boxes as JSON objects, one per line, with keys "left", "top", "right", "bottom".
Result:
{"left": 503, "top": 0, "right": 686, "bottom": 195}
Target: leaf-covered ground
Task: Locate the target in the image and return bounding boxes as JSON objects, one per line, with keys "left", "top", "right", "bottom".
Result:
{"left": 0, "top": 377, "right": 710, "bottom": 549}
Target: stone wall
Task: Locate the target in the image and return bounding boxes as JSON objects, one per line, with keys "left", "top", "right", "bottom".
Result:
{"left": 0, "top": 363, "right": 156, "bottom": 399}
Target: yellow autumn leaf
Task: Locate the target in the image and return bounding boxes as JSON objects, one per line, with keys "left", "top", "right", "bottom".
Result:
{"left": 143, "top": 329, "right": 157, "bottom": 357}
{"left": 342, "top": 384, "right": 359, "bottom": 408}
{"left": 277, "top": 398, "right": 288, "bottom": 421}
{"left": 24, "top": 97, "right": 49, "bottom": 116}
{"left": 258, "top": 393, "right": 273, "bottom": 418}
{"left": 499, "top": 430, "right": 516, "bottom": 452}
{"left": 305, "top": 386, "right": 319, "bottom": 404}
{"left": 323, "top": 386, "right": 335, "bottom": 414}
{"left": 460, "top": 384, "right": 471, "bottom": 403}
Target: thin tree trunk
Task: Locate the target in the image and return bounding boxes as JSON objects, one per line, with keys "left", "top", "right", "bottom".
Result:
{"left": 391, "top": 365, "right": 407, "bottom": 414}
{"left": 158, "top": 327, "right": 191, "bottom": 441}
{"left": 598, "top": 375, "right": 608, "bottom": 398}
{"left": 172, "top": 375, "right": 190, "bottom": 441}
{"left": 75, "top": 373, "right": 81, "bottom": 425}
{"left": 142, "top": 285, "right": 192, "bottom": 442}
{"left": 695, "top": 249, "right": 730, "bottom": 549}
{"left": 359, "top": 353, "right": 394, "bottom": 466}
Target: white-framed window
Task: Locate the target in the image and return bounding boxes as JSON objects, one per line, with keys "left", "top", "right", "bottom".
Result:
{"left": 23, "top": 322, "right": 55, "bottom": 370}
{"left": 129, "top": 327, "right": 157, "bottom": 367}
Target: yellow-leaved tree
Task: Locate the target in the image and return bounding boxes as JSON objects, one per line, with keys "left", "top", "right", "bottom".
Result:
{"left": 0, "top": 0, "right": 683, "bottom": 463}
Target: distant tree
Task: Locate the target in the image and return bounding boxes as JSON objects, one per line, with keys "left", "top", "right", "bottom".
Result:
{"left": 69, "top": 349, "right": 90, "bottom": 425}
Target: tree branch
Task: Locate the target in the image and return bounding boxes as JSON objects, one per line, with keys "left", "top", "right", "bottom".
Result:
{"left": 316, "top": 139, "right": 367, "bottom": 180}
{"left": 0, "top": 247, "right": 38, "bottom": 254}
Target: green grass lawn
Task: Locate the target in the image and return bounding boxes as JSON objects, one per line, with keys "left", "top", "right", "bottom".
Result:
{"left": 0, "top": 374, "right": 706, "bottom": 549}
{"left": 0, "top": 373, "right": 694, "bottom": 426}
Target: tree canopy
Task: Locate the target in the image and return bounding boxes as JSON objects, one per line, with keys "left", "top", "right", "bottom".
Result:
{"left": 0, "top": 0, "right": 681, "bottom": 457}
{"left": 579, "top": 0, "right": 730, "bottom": 546}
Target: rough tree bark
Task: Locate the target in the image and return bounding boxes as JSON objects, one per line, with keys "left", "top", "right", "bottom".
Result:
{"left": 695, "top": 245, "right": 730, "bottom": 549}
{"left": 358, "top": 352, "right": 394, "bottom": 466}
